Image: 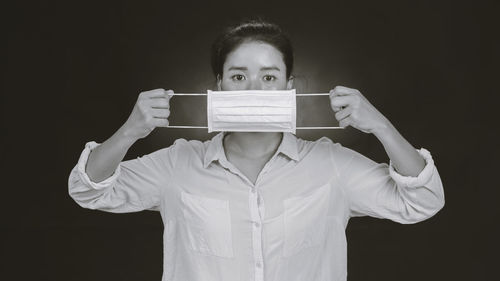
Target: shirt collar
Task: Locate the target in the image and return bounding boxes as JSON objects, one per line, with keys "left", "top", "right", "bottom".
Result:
{"left": 278, "top": 132, "right": 300, "bottom": 161}
{"left": 203, "top": 132, "right": 300, "bottom": 168}
{"left": 203, "top": 132, "right": 226, "bottom": 168}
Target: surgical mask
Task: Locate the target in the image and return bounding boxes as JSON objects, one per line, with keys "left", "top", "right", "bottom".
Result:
{"left": 207, "top": 89, "right": 296, "bottom": 133}
{"left": 167, "top": 90, "right": 343, "bottom": 134}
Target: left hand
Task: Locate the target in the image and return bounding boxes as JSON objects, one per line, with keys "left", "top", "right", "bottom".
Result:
{"left": 329, "top": 85, "right": 390, "bottom": 134}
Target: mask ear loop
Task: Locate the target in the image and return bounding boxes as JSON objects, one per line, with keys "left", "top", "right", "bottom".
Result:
{"left": 165, "top": 92, "right": 345, "bottom": 130}
{"left": 165, "top": 93, "right": 209, "bottom": 129}
{"left": 295, "top": 93, "right": 344, "bottom": 130}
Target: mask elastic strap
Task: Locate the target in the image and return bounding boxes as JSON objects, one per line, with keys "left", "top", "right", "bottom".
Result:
{"left": 169, "top": 93, "right": 331, "bottom": 96}
{"left": 166, "top": 93, "right": 344, "bottom": 129}
{"left": 166, "top": 126, "right": 344, "bottom": 129}
{"left": 166, "top": 94, "right": 207, "bottom": 128}
{"left": 297, "top": 127, "right": 344, "bottom": 129}
{"left": 298, "top": 94, "right": 344, "bottom": 128}
{"left": 169, "top": 93, "right": 207, "bottom": 96}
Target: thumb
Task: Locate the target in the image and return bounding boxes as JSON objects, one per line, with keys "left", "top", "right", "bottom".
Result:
{"left": 166, "top": 89, "right": 175, "bottom": 100}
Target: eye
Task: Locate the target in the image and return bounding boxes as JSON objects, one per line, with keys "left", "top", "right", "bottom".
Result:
{"left": 231, "top": 74, "right": 245, "bottom": 81}
{"left": 263, "top": 75, "right": 277, "bottom": 82}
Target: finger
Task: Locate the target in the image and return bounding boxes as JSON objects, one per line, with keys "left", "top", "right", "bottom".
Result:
{"left": 329, "top": 89, "right": 336, "bottom": 97}
{"left": 165, "top": 89, "right": 175, "bottom": 101}
{"left": 331, "top": 104, "right": 348, "bottom": 112}
{"left": 334, "top": 106, "right": 352, "bottom": 121}
{"left": 141, "top": 88, "right": 165, "bottom": 99}
{"left": 153, "top": 118, "right": 169, "bottom": 128}
{"left": 338, "top": 116, "right": 352, "bottom": 128}
{"left": 151, "top": 108, "right": 170, "bottom": 119}
{"left": 150, "top": 89, "right": 174, "bottom": 98}
{"left": 330, "top": 95, "right": 354, "bottom": 109}
{"left": 331, "top": 85, "right": 358, "bottom": 96}
{"left": 148, "top": 98, "right": 170, "bottom": 109}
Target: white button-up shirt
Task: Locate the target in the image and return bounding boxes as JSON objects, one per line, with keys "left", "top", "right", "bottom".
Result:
{"left": 68, "top": 132, "right": 445, "bottom": 281}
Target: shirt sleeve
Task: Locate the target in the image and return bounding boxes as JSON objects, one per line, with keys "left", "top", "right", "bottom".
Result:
{"left": 68, "top": 140, "right": 178, "bottom": 213}
{"left": 332, "top": 144, "right": 445, "bottom": 224}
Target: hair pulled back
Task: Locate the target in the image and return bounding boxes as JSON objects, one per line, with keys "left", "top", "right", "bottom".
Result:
{"left": 211, "top": 18, "right": 294, "bottom": 79}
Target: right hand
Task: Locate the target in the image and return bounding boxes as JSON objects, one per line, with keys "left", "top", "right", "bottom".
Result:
{"left": 120, "top": 88, "right": 173, "bottom": 140}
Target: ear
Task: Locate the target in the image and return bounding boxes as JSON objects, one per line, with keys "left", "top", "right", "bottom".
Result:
{"left": 286, "top": 75, "right": 294, "bottom": 90}
{"left": 216, "top": 74, "right": 222, "bottom": 91}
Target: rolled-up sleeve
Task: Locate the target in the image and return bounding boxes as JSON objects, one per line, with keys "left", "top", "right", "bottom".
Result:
{"left": 68, "top": 140, "right": 178, "bottom": 213}
{"left": 334, "top": 144, "right": 445, "bottom": 224}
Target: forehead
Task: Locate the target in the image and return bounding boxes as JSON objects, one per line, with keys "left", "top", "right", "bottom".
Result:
{"left": 223, "top": 41, "right": 285, "bottom": 69}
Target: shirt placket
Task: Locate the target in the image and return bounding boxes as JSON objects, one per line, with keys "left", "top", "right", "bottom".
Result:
{"left": 249, "top": 187, "right": 264, "bottom": 281}
{"left": 219, "top": 150, "right": 280, "bottom": 281}
{"left": 249, "top": 155, "right": 280, "bottom": 281}
{"left": 220, "top": 158, "right": 266, "bottom": 281}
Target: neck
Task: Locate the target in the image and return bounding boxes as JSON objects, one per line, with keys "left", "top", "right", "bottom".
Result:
{"left": 223, "top": 132, "right": 283, "bottom": 159}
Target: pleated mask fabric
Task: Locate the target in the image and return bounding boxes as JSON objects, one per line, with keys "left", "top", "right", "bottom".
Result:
{"left": 207, "top": 89, "right": 297, "bottom": 133}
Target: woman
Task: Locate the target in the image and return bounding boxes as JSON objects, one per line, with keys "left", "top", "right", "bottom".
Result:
{"left": 68, "top": 19, "right": 445, "bottom": 281}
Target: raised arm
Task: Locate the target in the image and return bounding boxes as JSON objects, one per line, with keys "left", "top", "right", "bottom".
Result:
{"left": 330, "top": 85, "right": 431, "bottom": 176}
{"left": 68, "top": 89, "right": 174, "bottom": 213}
{"left": 86, "top": 88, "right": 173, "bottom": 182}
{"left": 329, "top": 85, "right": 444, "bottom": 223}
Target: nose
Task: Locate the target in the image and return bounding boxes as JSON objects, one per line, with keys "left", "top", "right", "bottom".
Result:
{"left": 247, "top": 75, "right": 263, "bottom": 90}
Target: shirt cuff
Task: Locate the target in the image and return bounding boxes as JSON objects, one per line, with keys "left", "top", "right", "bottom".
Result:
{"left": 389, "top": 148, "right": 435, "bottom": 188}
{"left": 76, "top": 141, "right": 121, "bottom": 190}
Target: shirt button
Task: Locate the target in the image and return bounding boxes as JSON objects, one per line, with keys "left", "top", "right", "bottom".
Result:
{"left": 256, "top": 262, "right": 262, "bottom": 268}
{"left": 254, "top": 222, "right": 261, "bottom": 228}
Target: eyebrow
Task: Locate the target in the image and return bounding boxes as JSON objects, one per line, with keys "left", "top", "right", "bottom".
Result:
{"left": 227, "top": 66, "right": 281, "bottom": 71}
{"left": 260, "top": 66, "right": 281, "bottom": 72}
{"left": 228, "top": 66, "right": 248, "bottom": 71}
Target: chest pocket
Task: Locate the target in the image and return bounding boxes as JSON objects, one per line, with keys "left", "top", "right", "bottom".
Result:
{"left": 283, "top": 183, "right": 331, "bottom": 257}
{"left": 181, "top": 191, "right": 234, "bottom": 258}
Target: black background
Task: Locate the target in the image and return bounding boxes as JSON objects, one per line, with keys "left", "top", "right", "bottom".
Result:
{"left": 2, "top": 0, "right": 498, "bottom": 280}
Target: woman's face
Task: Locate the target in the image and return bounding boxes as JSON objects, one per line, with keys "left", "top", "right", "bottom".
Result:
{"left": 219, "top": 41, "right": 293, "bottom": 91}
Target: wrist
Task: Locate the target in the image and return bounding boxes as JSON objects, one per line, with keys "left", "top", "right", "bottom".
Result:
{"left": 115, "top": 125, "right": 139, "bottom": 148}
{"left": 372, "top": 117, "right": 396, "bottom": 140}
